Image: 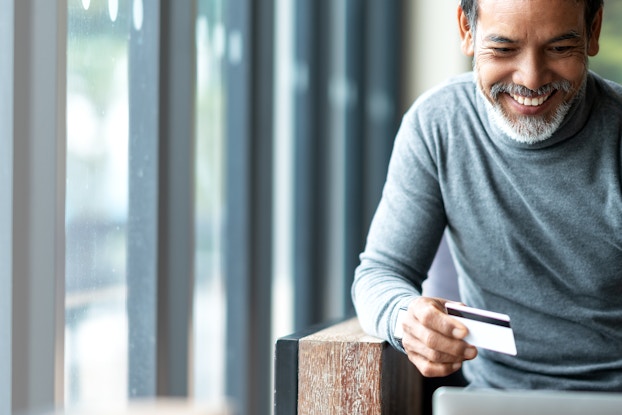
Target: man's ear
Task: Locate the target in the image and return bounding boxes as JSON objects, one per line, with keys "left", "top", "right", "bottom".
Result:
{"left": 458, "top": 6, "right": 475, "bottom": 56}
{"left": 587, "top": 6, "right": 603, "bottom": 57}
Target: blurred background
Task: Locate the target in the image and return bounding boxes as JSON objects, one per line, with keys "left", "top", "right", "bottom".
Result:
{"left": 61, "top": 1, "right": 622, "bottom": 414}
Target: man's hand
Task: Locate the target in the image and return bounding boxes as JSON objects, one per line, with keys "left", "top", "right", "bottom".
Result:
{"left": 400, "top": 297, "right": 478, "bottom": 377}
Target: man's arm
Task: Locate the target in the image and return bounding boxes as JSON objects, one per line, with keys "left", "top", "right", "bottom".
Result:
{"left": 351, "top": 104, "right": 475, "bottom": 377}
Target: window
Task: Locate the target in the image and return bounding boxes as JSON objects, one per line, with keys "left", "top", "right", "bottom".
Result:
{"left": 65, "top": 0, "right": 199, "bottom": 406}
{"left": 65, "top": 0, "right": 130, "bottom": 405}
{"left": 193, "top": 0, "right": 227, "bottom": 402}
{"left": 10, "top": 2, "right": 622, "bottom": 415}
{"left": 4, "top": 1, "right": 413, "bottom": 413}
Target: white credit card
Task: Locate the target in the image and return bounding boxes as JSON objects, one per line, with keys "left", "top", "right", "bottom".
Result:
{"left": 445, "top": 302, "right": 517, "bottom": 356}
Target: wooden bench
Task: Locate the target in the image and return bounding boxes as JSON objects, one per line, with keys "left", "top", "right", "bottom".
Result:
{"left": 274, "top": 317, "right": 465, "bottom": 415}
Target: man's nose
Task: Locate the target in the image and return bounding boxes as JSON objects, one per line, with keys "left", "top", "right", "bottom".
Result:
{"left": 513, "top": 50, "right": 550, "bottom": 92}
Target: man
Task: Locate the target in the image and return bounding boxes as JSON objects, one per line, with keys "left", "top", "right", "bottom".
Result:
{"left": 352, "top": 0, "right": 622, "bottom": 390}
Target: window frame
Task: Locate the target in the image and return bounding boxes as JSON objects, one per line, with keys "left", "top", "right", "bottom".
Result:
{"left": 6, "top": 0, "right": 67, "bottom": 412}
{"left": 156, "top": 0, "right": 196, "bottom": 398}
{"left": 223, "top": 1, "right": 275, "bottom": 414}
{"left": 0, "top": 0, "right": 14, "bottom": 412}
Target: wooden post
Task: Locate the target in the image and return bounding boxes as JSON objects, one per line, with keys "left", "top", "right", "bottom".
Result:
{"left": 297, "top": 318, "right": 422, "bottom": 415}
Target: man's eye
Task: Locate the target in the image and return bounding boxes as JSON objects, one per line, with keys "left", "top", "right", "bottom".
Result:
{"left": 492, "top": 47, "right": 514, "bottom": 54}
{"left": 551, "top": 46, "right": 573, "bottom": 53}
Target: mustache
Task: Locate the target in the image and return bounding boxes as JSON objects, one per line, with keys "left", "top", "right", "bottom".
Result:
{"left": 490, "top": 80, "right": 573, "bottom": 100}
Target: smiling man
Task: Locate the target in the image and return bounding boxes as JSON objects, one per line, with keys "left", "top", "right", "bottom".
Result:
{"left": 467, "top": 0, "right": 601, "bottom": 144}
{"left": 352, "top": 0, "right": 622, "bottom": 390}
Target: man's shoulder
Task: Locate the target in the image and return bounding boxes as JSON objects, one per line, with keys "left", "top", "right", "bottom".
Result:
{"left": 405, "top": 72, "right": 477, "bottom": 119}
{"left": 590, "top": 71, "right": 622, "bottom": 106}
{"left": 416, "top": 72, "right": 475, "bottom": 103}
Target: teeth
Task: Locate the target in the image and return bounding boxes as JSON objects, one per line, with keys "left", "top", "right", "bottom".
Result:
{"left": 511, "top": 93, "right": 550, "bottom": 107}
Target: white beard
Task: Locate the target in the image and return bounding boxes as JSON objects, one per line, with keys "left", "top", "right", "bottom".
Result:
{"left": 481, "top": 91, "right": 571, "bottom": 144}
{"left": 475, "top": 71, "right": 586, "bottom": 145}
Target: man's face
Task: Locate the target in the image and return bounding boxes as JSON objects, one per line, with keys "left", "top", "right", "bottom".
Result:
{"left": 458, "top": 0, "right": 602, "bottom": 143}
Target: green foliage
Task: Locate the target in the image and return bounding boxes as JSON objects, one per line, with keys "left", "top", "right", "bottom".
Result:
{"left": 590, "top": 2, "right": 622, "bottom": 83}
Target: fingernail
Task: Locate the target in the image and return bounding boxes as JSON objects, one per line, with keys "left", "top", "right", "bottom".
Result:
{"left": 464, "top": 347, "right": 477, "bottom": 360}
{"left": 452, "top": 327, "right": 467, "bottom": 339}
{"left": 452, "top": 362, "right": 462, "bottom": 371}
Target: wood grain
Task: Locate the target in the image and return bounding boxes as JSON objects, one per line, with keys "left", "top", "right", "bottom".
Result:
{"left": 297, "top": 318, "right": 422, "bottom": 415}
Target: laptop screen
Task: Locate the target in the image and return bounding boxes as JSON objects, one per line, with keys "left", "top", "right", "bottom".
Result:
{"left": 433, "top": 387, "right": 622, "bottom": 415}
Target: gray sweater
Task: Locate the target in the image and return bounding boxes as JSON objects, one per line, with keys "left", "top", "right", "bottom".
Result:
{"left": 352, "top": 71, "right": 622, "bottom": 390}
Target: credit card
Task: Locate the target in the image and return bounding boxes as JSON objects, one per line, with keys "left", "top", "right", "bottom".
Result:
{"left": 445, "top": 302, "right": 517, "bottom": 356}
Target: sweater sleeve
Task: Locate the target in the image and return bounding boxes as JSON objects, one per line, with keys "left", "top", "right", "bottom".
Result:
{"left": 352, "top": 104, "right": 448, "bottom": 352}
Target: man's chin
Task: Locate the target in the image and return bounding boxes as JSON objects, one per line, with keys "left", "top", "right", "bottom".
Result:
{"left": 486, "top": 99, "right": 569, "bottom": 145}
{"left": 496, "top": 115, "right": 556, "bottom": 144}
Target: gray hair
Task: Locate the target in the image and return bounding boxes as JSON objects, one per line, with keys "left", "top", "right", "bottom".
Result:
{"left": 460, "top": 0, "right": 604, "bottom": 39}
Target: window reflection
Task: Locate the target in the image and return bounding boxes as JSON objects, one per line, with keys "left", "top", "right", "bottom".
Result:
{"left": 65, "top": 0, "right": 130, "bottom": 406}
{"left": 109, "top": 0, "right": 119, "bottom": 22}
{"left": 193, "top": 0, "right": 227, "bottom": 402}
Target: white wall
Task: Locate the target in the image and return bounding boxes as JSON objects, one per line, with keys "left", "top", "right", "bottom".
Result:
{"left": 403, "top": 0, "right": 471, "bottom": 108}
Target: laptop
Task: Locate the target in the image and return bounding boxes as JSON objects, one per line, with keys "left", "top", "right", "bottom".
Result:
{"left": 433, "top": 386, "right": 622, "bottom": 415}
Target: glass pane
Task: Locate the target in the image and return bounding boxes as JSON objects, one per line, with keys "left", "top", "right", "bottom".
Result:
{"left": 193, "top": 0, "right": 227, "bottom": 402}
{"left": 272, "top": 0, "right": 295, "bottom": 340}
{"left": 65, "top": 0, "right": 129, "bottom": 406}
{"left": 591, "top": 3, "right": 622, "bottom": 84}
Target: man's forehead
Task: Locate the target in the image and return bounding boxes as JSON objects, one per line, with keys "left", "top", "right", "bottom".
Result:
{"left": 472, "top": 0, "right": 589, "bottom": 45}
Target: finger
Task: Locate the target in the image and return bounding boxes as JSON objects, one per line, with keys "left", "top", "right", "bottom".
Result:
{"left": 410, "top": 297, "right": 470, "bottom": 341}
{"left": 402, "top": 333, "right": 472, "bottom": 364}
{"left": 407, "top": 351, "right": 464, "bottom": 378}
{"left": 406, "top": 319, "right": 477, "bottom": 361}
